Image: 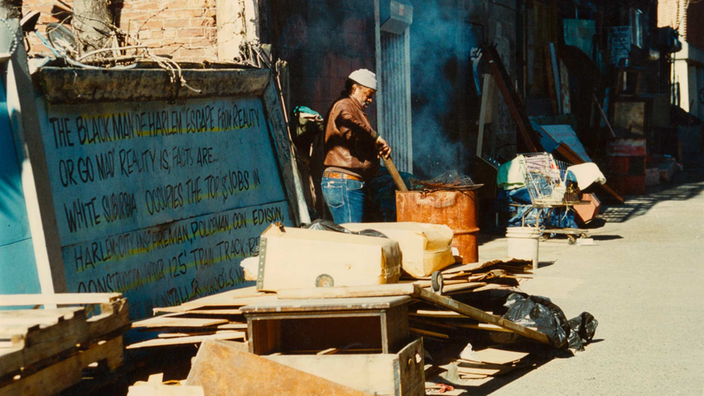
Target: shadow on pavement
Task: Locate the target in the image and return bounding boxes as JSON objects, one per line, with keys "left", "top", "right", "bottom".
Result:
{"left": 600, "top": 168, "right": 704, "bottom": 223}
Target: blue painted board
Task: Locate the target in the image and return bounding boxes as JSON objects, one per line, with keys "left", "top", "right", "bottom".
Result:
{"left": 0, "top": 239, "right": 40, "bottom": 295}
{"left": 39, "top": 96, "right": 295, "bottom": 318}
{"left": 0, "top": 73, "right": 39, "bottom": 296}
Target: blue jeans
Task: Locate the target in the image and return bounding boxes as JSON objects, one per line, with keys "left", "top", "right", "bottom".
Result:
{"left": 321, "top": 177, "right": 365, "bottom": 224}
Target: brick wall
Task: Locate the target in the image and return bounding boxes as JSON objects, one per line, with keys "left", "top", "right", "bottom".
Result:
{"left": 22, "top": 0, "right": 218, "bottom": 62}
{"left": 685, "top": 1, "right": 704, "bottom": 50}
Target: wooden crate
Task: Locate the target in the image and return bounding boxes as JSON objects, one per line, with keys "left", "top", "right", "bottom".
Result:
{"left": 0, "top": 294, "right": 129, "bottom": 396}
{"left": 267, "top": 338, "right": 425, "bottom": 396}
{"left": 242, "top": 296, "right": 411, "bottom": 355}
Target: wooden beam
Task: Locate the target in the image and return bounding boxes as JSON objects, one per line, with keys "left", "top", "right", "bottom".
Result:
{"left": 126, "top": 332, "right": 246, "bottom": 349}
{"left": 476, "top": 74, "right": 496, "bottom": 158}
{"left": 415, "top": 289, "right": 551, "bottom": 345}
{"left": 276, "top": 284, "right": 419, "bottom": 300}
{"left": 483, "top": 45, "right": 540, "bottom": 152}
{"left": 0, "top": 293, "right": 122, "bottom": 306}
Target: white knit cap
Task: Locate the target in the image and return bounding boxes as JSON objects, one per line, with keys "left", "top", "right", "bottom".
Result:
{"left": 349, "top": 69, "right": 377, "bottom": 90}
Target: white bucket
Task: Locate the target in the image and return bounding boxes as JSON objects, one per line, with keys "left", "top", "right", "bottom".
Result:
{"left": 506, "top": 227, "right": 540, "bottom": 270}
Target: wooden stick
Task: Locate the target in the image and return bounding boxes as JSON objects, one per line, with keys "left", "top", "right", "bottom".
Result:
{"left": 593, "top": 93, "right": 616, "bottom": 138}
{"left": 415, "top": 288, "right": 551, "bottom": 345}
{"left": 382, "top": 155, "right": 408, "bottom": 191}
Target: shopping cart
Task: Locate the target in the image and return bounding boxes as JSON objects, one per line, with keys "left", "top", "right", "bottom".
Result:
{"left": 516, "top": 153, "right": 588, "bottom": 244}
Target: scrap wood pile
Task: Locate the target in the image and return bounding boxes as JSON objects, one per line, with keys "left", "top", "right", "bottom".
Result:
{"left": 0, "top": 293, "right": 129, "bottom": 396}
{"left": 128, "top": 287, "right": 275, "bottom": 350}
{"left": 402, "top": 258, "right": 533, "bottom": 295}
{"left": 129, "top": 258, "right": 533, "bottom": 350}
{"left": 405, "top": 259, "right": 533, "bottom": 341}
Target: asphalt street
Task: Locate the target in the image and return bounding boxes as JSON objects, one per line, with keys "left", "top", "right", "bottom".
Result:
{"left": 474, "top": 167, "right": 704, "bottom": 396}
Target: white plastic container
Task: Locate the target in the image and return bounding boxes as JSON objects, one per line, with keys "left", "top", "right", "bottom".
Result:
{"left": 506, "top": 227, "right": 540, "bottom": 270}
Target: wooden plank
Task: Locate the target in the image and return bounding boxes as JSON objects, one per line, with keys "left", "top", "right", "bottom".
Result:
{"left": 411, "top": 310, "right": 470, "bottom": 319}
{"left": 173, "top": 309, "right": 243, "bottom": 316}
{"left": 459, "top": 373, "right": 489, "bottom": 380}
{"left": 0, "top": 293, "right": 121, "bottom": 307}
{"left": 453, "top": 323, "right": 513, "bottom": 333}
{"left": 381, "top": 156, "right": 409, "bottom": 191}
{"left": 240, "top": 296, "right": 412, "bottom": 314}
{"left": 484, "top": 45, "right": 541, "bottom": 152}
{"left": 415, "top": 289, "right": 551, "bottom": 345}
{"left": 128, "top": 383, "right": 205, "bottom": 396}
{"left": 131, "top": 317, "right": 229, "bottom": 329}
{"left": 126, "top": 332, "right": 247, "bottom": 350}
{"left": 461, "top": 348, "right": 530, "bottom": 365}
{"left": 456, "top": 366, "right": 504, "bottom": 376}
{"left": 276, "top": 284, "right": 419, "bottom": 300}
{"left": 0, "top": 308, "right": 80, "bottom": 326}
{"left": 0, "top": 336, "right": 123, "bottom": 396}
{"left": 382, "top": 304, "right": 410, "bottom": 354}
{"left": 218, "top": 323, "right": 248, "bottom": 330}
{"left": 153, "top": 295, "right": 278, "bottom": 314}
{"left": 544, "top": 44, "right": 559, "bottom": 115}
{"left": 0, "top": 299, "right": 129, "bottom": 379}
{"left": 410, "top": 328, "right": 450, "bottom": 339}
{"left": 186, "top": 339, "right": 371, "bottom": 396}
{"left": 476, "top": 74, "right": 496, "bottom": 158}
{"left": 316, "top": 348, "right": 340, "bottom": 355}
{"left": 442, "top": 282, "right": 487, "bottom": 294}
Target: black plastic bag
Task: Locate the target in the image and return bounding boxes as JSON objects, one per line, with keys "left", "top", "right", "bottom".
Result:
{"left": 502, "top": 293, "right": 598, "bottom": 350}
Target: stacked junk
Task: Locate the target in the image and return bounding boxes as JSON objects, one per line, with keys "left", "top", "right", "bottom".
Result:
{"left": 128, "top": 172, "right": 598, "bottom": 396}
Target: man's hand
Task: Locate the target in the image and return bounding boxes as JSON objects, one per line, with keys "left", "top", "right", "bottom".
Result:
{"left": 376, "top": 136, "right": 391, "bottom": 159}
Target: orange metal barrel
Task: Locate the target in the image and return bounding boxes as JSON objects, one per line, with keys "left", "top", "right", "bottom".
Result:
{"left": 396, "top": 190, "right": 480, "bottom": 264}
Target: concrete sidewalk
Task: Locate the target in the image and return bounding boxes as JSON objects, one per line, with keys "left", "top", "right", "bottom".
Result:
{"left": 475, "top": 169, "right": 704, "bottom": 395}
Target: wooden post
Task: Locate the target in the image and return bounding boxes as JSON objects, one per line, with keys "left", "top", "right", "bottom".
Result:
{"left": 476, "top": 74, "right": 496, "bottom": 158}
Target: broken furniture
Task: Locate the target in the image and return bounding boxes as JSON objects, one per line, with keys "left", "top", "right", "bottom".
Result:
{"left": 0, "top": 293, "right": 129, "bottom": 395}
{"left": 241, "top": 295, "right": 412, "bottom": 355}
{"left": 241, "top": 295, "right": 423, "bottom": 395}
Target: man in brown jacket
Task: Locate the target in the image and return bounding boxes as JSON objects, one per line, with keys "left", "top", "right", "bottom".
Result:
{"left": 321, "top": 69, "right": 391, "bottom": 223}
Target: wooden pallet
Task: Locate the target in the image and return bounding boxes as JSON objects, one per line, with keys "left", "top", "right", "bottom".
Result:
{"left": 0, "top": 294, "right": 129, "bottom": 396}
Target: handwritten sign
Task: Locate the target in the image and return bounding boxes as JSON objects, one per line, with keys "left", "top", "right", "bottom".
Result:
{"left": 40, "top": 97, "right": 294, "bottom": 318}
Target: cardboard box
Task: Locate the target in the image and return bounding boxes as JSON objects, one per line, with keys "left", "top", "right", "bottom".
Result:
{"left": 256, "top": 224, "right": 402, "bottom": 291}
{"left": 343, "top": 222, "right": 455, "bottom": 278}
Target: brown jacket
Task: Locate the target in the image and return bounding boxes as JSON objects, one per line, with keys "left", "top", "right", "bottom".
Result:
{"left": 323, "top": 97, "right": 380, "bottom": 179}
